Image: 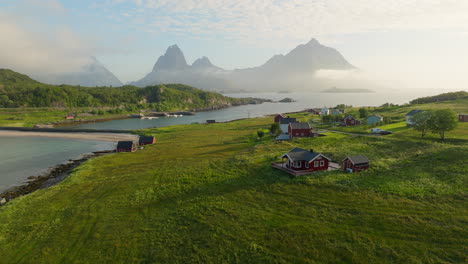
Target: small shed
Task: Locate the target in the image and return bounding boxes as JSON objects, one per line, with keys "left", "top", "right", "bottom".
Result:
{"left": 366, "top": 114, "right": 383, "bottom": 125}
{"left": 288, "top": 122, "right": 312, "bottom": 138}
{"left": 307, "top": 108, "right": 322, "bottom": 115}
{"left": 206, "top": 120, "right": 216, "bottom": 124}
{"left": 116, "top": 141, "right": 137, "bottom": 152}
{"left": 139, "top": 136, "right": 156, "bottom": 146}
{"left": 274, "top": 114, "right": 285, "bottom": 123}
{"left": 342, "top": 155, "right": 370, "bottom": 172}
{"left": 343, "top": 115, "right": 361, "bottom": 126}
{"left": 459, "top": 114, "right": 468, "bottom": 122}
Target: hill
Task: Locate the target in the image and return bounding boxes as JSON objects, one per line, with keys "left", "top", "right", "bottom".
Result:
{"left": 0, "top": 98, "right": 466, "bottom": 263}
{"left": 410, "top": 91, "right": 468, "bottom": 104}
{"left": 0, "top": 69, "right": 262, "bottom": 110}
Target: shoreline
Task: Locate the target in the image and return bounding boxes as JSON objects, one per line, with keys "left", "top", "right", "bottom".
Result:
{"left": 0, "top": 151, "right": 112, "bottom": 205}
{"left": 0, "top": 131, "right": 139, "bottom": 142}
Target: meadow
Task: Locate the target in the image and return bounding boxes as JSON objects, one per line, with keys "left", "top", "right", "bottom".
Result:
{"left": 0, "top": 100, "right": 467, "bottom": 263}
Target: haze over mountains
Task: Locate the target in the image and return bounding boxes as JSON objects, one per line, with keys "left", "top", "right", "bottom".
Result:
{"left": 32, "top": 57, "right": 123, "bottom": 87}
{"left": 4, "top": 38, "right": 378, "bottom": 92}
{"left": 133, "top": 39, "right": 368, "bottom": 92}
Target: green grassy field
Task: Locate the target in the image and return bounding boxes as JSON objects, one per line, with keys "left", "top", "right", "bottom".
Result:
{"left": 0, "top": 101, "right": 467, "bottom": 263}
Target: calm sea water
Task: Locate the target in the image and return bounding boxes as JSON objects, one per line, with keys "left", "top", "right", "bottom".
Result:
{"left": 0, "top": 137, "right": 113, "bottom": 192}
{"left": 65, "top": 90, "right": 449, "bottom": 130}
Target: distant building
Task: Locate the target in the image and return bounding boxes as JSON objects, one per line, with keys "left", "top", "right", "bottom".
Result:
{"left": 405, "top": 109, "right": 424, "bottom": 126}
{"left": 288, "top": 122, "right": 312, "bottom": 138}
{"left": 320, "top": 107, "right": 329, "bottom": 116}
{"left": 330, "top": 109, "right": 344, "bottom": 115}
{"left": 274, "top": 114, "right": 285, "bottom": 123}
{"left": 272, "top": 147, "right": 331, "bottom": 175}
{"left": 279, "top": 117, "right": 298, "bottom": 133}
{"left": 342, "top": 155, "right": 370, "bottom": 173}
{"left": 116, "top": 141, "right": 137, "bottom": 152}
{"left": 343, "top": 115, "right": 361, "bottom": 126}
{"left": 366, "top": 114, "right": 384, "bottom": 125}
{"left": 139, "top": 136, "right": 156, "bottom": 146}
{"left": 307, "top": 108, "right": 322, "bottom": 115}
{"left": 65, "top": 116, "right": 74, "bottom": 120}
{"left": 459, "top": 114, "right": 468, "bottom": 122}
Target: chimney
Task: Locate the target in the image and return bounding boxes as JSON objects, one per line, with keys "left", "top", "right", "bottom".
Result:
{"left": 310, "top": 148, "right": 314, "bottom": 153}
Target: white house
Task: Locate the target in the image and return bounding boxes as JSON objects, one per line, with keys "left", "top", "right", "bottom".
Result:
{"left": 320, "top": 107, "right": 329, "bottom": 116}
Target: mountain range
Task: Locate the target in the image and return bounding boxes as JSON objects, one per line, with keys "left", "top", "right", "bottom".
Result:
{"left": 132, "top": 38, "right": 357, "bottom": 92}
{"left": 6, "top": 38, "right": 368, "bottom": 92}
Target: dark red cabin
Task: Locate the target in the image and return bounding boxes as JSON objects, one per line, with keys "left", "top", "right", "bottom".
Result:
{"left": 274, "top": 114, "right": 285, "bottom": 123}
{"left": 288, "top": 122, "right": 312, "bottom": 138}
{"left": 280, "top": 147, "right": 330, "bottom": 172}
{"left": 459, "top": 114, "right": 468, "bottom": 122}
{"left": 139, "top": 136, "right": 156, "bottom": 146}
{"left": 343, "top": 115, "right": 361, "bottom": 126}
{"left": 342, "top": 155, "right": 370, "bottom": 172}
{"left": 116, "top": 141, "right": 137, "bottom": 152}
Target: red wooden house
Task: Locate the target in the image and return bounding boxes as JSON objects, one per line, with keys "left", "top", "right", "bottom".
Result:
{"left": 459, "top": 114, "right": 468, "bottom": 122}
{"left": 342, "top": 155, "right": 370, "bottom": 172}
{"left": 343, "top": 115, "right": 361, "bottom": 126}
{"left": 65, "top": 116, "right": 75, "bottom": 120}
{"left": 278, "top": 147, "right": 331, "bottom": 173}
{"left": 274, "top": 114, "right": 285, "bottom": 123}
{"left": 116, "top": 141, "right": 137, "bottom": 152}
{"left": 139, "top": 136, "right": 156, "bottom": 146}
{"left": 288, "top": 122, "right": 312, "bottom": 138}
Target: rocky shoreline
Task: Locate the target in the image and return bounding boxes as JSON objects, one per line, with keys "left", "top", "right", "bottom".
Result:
{"left": 0, "top": 151, "right": 112, "bottom": 206}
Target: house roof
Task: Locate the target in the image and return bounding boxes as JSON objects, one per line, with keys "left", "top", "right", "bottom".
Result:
{"left": 289, "top": 122, "right": 311, "bottom": 130}
{"left": 117, "top": 141, "right": 135, "bottom": 149}
{"left": 276, "top": 114, "right": 285, "bottom": 117}
{"left": 280, "top": 118, "right": 297, "bottom": 124}
{"left": 139, "top": 136, "right": 155, "bottom": 144}
{"left": 344, "top": 155, "right": 370, "bottom": 165}
{"left": 406, "top": 109, "right": 424, "bottom": 116}
{"left": 344, "top": 115, "right": 359, "bottom": 120}
{"left": 281, "top": 147, "right": 331, "bottom": 162}
{"left": 368, "top": 114, "right": 383, "bottom": 119}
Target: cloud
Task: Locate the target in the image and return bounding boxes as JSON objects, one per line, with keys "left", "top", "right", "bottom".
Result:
{"left": 105, "top": 0, "right": 468, "bottom": 44}
{"left": 0, "top": 2, "right": 94, "bottom": 75}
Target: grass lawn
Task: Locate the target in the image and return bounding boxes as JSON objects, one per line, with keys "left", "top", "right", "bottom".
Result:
{"left": 0, "top": 102, "right": 467, "bottom": 263}
{"left": 0, "top": 108, "right": 131, "bottom": 127}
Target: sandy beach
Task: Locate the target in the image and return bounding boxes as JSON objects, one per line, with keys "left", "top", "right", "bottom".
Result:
{"left": 0, "top": 131, "right": 138, "bottom": 142}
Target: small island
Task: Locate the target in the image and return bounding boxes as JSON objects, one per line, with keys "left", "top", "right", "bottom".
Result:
{"left": 321, "top": 87, "right": 374, "bottom": 93}
{"left": 278, "top": 97, "right": 296, "bottom": 103}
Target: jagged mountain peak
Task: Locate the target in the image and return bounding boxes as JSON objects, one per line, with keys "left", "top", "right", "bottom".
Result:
{"left": 192, "top": 56, "right": 214, "bottom": 68}
{"left": 152, "top": 44, "right": 189, "bottom": 71}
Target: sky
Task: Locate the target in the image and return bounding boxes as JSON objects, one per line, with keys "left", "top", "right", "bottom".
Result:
{"left": 0, "top": 0, "right": 468, "bottom": 90}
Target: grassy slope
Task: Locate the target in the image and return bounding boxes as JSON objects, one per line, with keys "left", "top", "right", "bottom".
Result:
{"left": 0, "top": 102, "right": 467, "bottom": 263}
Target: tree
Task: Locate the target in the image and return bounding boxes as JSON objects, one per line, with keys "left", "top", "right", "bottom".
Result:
{"left": 358, "top": 108, "right": 369, "bottom": 118}
{"left": 269, "top": 123, "right": 281, "bottom": 136}
{"left": 411, "top": 111, "right": 433, "bottom": 138}
{"left": 428, "top": 109, "right": 458, "bottom": 141}
{"left": 257, "top": 129, "right": 265, "bottom": 139}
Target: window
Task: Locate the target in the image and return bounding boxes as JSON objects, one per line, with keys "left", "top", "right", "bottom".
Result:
{"left": 314, "top": 161, "right": 318, "bottom": 167}
{"left": 305, "top": 162, "right": 309, "bottom": 168}
{"left": 320, "top": 160, "right": 324, "bottom": 166}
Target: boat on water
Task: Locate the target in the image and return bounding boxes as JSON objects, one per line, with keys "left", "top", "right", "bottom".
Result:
{"left": 140, "top": 116, "right": 159, "bottom": 120}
